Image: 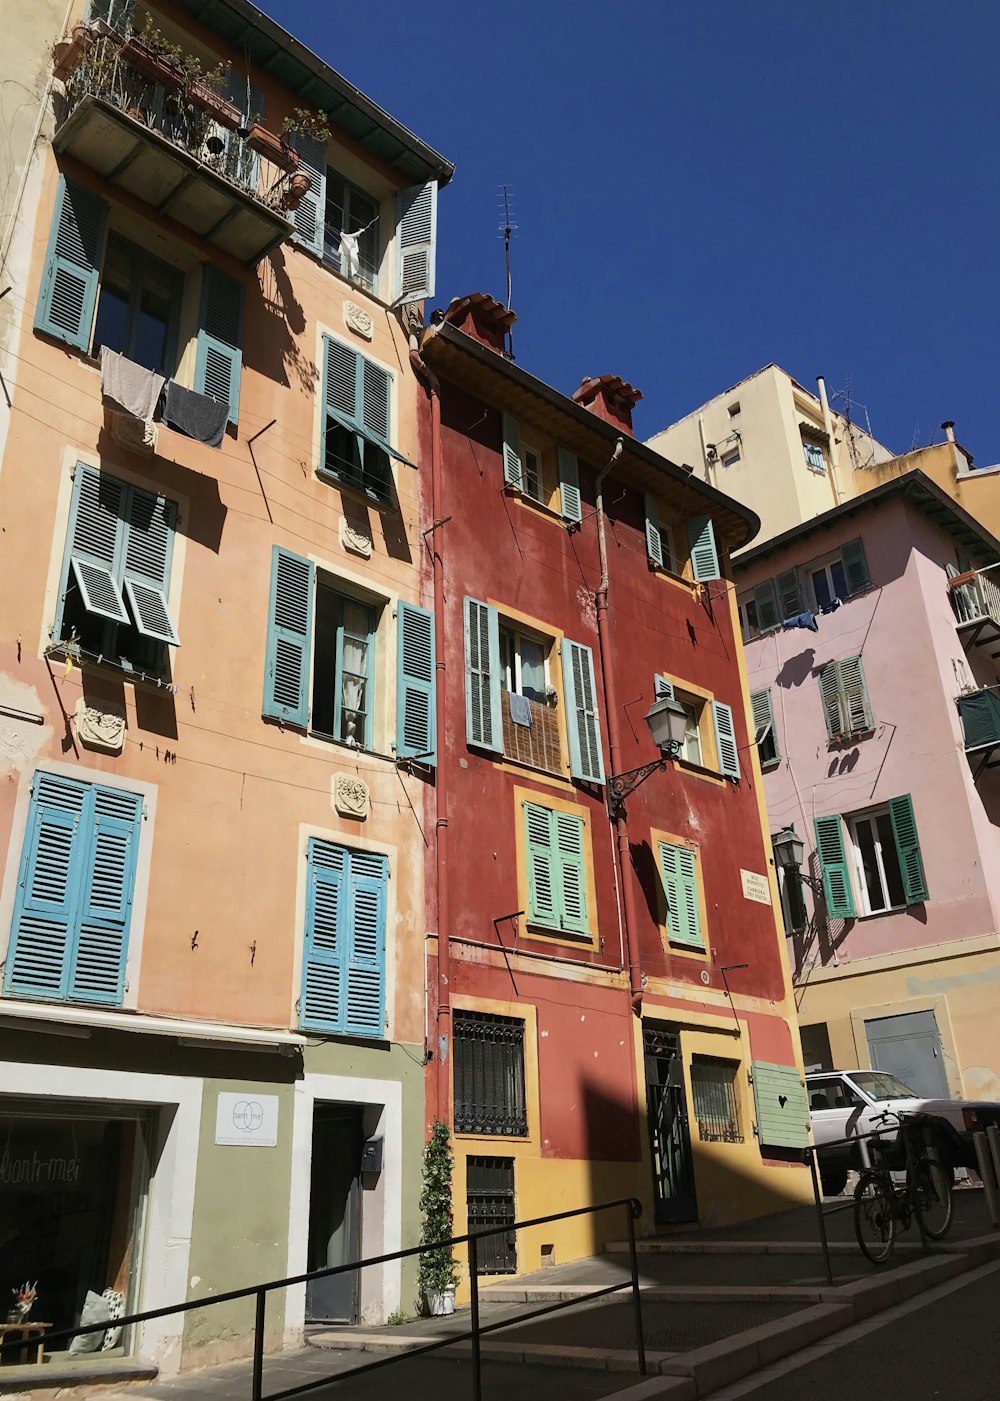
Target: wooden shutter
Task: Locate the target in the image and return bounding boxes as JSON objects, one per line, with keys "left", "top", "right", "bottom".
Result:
{"left": 644, "top": 494, "right": 664, "bottom": 567}
{"left": 263, "top": 546, "right": 314, "bottom": 726}
{"left": 688, "top": 516, "right": 720, "bottom": 582}
{"left": 194, "top": 264, "right": 244, "bottom": 426}
{"left": 750, "top": 1062, "right": 809, "bottom": 1149}
{"left": 502, "top": 413, "right": 523, "bottom": 489}
{"left": 66, "top": 465, "right": 129, "bottom": 626}
{"left": 751, "top": 688, "right": 778, "bottom": 763}
{"left": 69, "top": 784, "right": 142, "bottom": 1004}
{"left": 711, "top": 700, "right": 739, "bottom": 779}
{"left": 122, "top": 484, "right": 180, "bottom": 646}
{"left": 463, "top": 597, "right": 502, "bottom": 753}
{"left": 813, "top": 814, "right": 856, "bottom": 918}
{"left": 396, "top": 602, "right": 436, "bottom": 764}
{"left": 360, "top": 356, "right": 392, "bottom": 451}
{"left": 35, "top": 176, "right": 107, "bottom": 351}
{"left": 818, "top": 661, "right": 845, "bottom": 739}
{"left": 553, "top": 810, "right": 588, "bottom": 934}
{"left": 300, "top": 840, "right": 346, "bottom": 1031}
{"left": 561, "top": 638, "right": 605, "bottom": 784}
{"left": 888, "top": 794, "right": 929, "bottom": 904}
{"left": 289, "top": 132, "right": 327, "bottom": 257}
{"left": 776, "top": 568, "right": 803, "bottom": 619}
{"left": 654, "top": 674, "right": 674, "bottom": 701}
{"left": 524, "top": 801, "right": 557, "bottom": 925}
{"left": 395, "top": 181, "right": 437, "bottom": 304}
{"left": 324, "top": 333, "right": 360, "bottom": 428}
{"left": 842, "top": 537, "right": 871, "bottom": 596}
{"left": 839, "top": 655, "right": 872, "bottom": 733}
{"left": 345, "top": 849, "right": 388, "bottom": 1037}
{"left": 658, "top": 841, "right": 703, "bottom": 947}
{"left": 753, "top": 579, "right": 781, "bottom": 633}
{"left": 557, "top": 448, "right": 581, "bottom": 524}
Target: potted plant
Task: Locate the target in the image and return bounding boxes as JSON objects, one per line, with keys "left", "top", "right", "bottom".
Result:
{"left": 185, "top": 59, "right": 240, "bottom": 131}
{"left": 245, "top": 116, "right": 299, "bottom": 173}
{"left": 280, "top": 171, "right": 313, "bottom": 211}
{"left": 417, "top": 1120, "right": 459, "bottom": 1316}
{"left": 281, "top": 106, "right": 331, "bottom": 146}
{"left": 121, "top": 16, "right": 185, "bottom": 92}
{"left": 52, "top": 22, "right": 95, "bottom": 81}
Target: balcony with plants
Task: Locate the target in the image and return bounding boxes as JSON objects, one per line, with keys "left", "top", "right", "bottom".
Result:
{"left": 50, "top": 16, "right": 319, "bottom": 264}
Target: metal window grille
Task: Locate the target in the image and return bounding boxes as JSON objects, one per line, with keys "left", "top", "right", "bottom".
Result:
{"left": 453, "top": 1011, "right": 528, "bottom": 1136}
{"left": 466, "top": 1155, "right": 516, "bottom": 1274}
{"left": 690, "top": 1057, "right": 743, "bottom": 1143}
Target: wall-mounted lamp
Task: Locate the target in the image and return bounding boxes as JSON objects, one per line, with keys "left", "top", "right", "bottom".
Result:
{"left": 772, "top": 827, "right": 823, "bottom": 895}
{"left": 608, "top": 697, "right": 689, "bottom": 820}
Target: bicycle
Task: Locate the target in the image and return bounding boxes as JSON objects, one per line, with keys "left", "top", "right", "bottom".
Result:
{"left": 853, "top": 1109, "right": 953, "bottom": 1264}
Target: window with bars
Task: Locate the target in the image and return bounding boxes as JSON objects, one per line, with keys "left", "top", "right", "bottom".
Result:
{"left": 453, "top": 1011, "right": 528, "bottom": 1136}
{"left": 466, "top": 1156, "right": 516, "bottom": 1274}
{"left": 690, "top": 1057, "right": 743, "bottom": 1143}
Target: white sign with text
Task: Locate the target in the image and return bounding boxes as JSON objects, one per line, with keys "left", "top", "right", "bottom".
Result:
{"left": 215, "top": 1092, "right": 279, "bottom": 1147}
{"left": 740, "top": 869, "right": 772, "bottom": 906}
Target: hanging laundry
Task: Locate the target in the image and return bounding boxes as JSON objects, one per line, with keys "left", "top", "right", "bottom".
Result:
{"left": 508, "top": 692, "right": 533, "bottom": 728}
{"left": 339, "top": 231, "right": 361, "bottom": 279}
{"left": 782, "top": 611, "right": 819, "bottom": 633}
{"left": 162, "top": 381, "right": 229, "bottom": 449}
{"left": 100, "top": 346, "right": 164, "bottom": 422}
{"left": 818, "top": 597, "right": 843, "bottom": 615}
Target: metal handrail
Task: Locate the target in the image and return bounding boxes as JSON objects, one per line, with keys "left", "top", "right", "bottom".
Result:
{"left": 0, "top": 1195, "right": 646, "bottom": 1400}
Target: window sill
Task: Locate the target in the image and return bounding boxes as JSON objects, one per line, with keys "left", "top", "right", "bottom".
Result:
{"left": 760, "top": 758, "right": 781, "bottom": 772}
{"left": 856, "top": 904, "right": 909, "bottom": 920}
{"left": 651, "top": 563, "right": 696, "bottom": 593}
{"left": 453, "top": 1130, "right": 531, "bottom": 1142}
{"left": 522, "top": 920, "right": 596, "bottom": 949}
{"left": 673, "top": 757, "right": 727, "bottom": 786}
{"left": 494, "top": 750, "right": 571, "bottom": 784}
{"left": 316, "top": 466, "right": 394, "bottom": 512}
{"left": 827, "top": 728, "right": 875, "bottom": 748}
{"left": 507, "top": 487, "right": 573, "bottom": 529}
{"left": 45, "top": 642, "right": 174, "bottom": 694}
{"left": 666, "top": 939, "right": 709, "bottom": 959}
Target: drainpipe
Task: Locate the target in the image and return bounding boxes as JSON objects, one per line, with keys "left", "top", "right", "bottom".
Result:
{"left": 409, "top": 334, "right": 450, "bottom": 1124}
{"left": 594, "top": 438, "right": 644, "bottom": 1014}
{"left": 816, "top": 375, "right": 843, "bottom": 506}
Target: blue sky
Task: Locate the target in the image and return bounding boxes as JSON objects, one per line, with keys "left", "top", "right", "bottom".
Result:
{"left": 267, "top": 1, "right": 999, "bottom": 460}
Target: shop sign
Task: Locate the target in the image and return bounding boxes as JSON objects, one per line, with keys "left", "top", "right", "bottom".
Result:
{"left": 0, "top": 1148, "right": 82, "bottom": 1187}
{"left": 214, "top": 1093, "right": 279, "bottom": 1147}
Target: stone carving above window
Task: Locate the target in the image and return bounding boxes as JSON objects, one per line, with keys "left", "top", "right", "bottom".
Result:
{"left": 344, "top": 302, "right": 374, "bottom": 340}
{"left": 334, "top": 773, "right": 369, "bottom": 819}
{"left": 340, "top": 516, "right": 373, "bottom": 557}
{"left": 74, "top": 698, "right": 126, "bottom": 753}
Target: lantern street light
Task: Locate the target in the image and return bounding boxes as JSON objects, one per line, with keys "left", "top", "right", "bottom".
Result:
{"left": 772, "top": 826, "right": 824, "bottom": 894}
{"left": 608, "top": 696, "right": 690, "bottom": 819}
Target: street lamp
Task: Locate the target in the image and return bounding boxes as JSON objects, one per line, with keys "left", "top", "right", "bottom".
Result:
{"left": 608, "top": 696, "right": 689, "bottom": 819}
{"left": 772, "top": 827, "right": 823, "bottom": 895}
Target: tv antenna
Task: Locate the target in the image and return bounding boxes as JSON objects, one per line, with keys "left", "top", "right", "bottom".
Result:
{"left": 498, "top": 184, "right": 517, "bottom": 357}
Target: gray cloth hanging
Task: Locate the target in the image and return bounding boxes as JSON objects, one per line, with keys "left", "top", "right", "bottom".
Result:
{"left": 509, "top": 692, "right": 533, "bottom": 728}
{"left": 100, "top": 346, "right": 164, "bottom": 422}
{"left": 162, "top": 381, "right": 229, "bottom": 449}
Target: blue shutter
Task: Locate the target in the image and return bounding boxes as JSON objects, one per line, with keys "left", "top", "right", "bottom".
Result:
{"left": 502, "top": 413, "right": 523, "bottom": 489}
{"left": 561, "top": 638, "right": 605, "bottom": 784}
{"left": 557, "top": 448, "right": 581, "bottom": 524}
{"left": 64, "top": 464, "right": 129, "bottom": 628}
{"left": 344, "top": 849, "right": 387, "bottom": 1038}
{"left": 464, "top": 597, "right": 502, "bottom": 753}
{"left": 300, "top": 840, "right": 346, "bottom": 1032}
{"left": 194, "top": 264, "right": 244, "bottom": 427}
{"left": 35, "top": 176, "right": 107, "bottom": 351}
{"left": 263, "top": 546, "right": 314, "bottom": 726}
{"left": 122, "top": 484, "right": 180, "bottom": 646}
{"left": 644, "top": 495, "right": 664, "bottom": 567}
{"left": 69, "top": 785, "right": 142, "bottom": 1005}
{"left": 813, "top": 815, "right": 856, "bottom": 919}
{"left": 711, "top": 700, "right": 739, "bottom": 780}
{"left": 289, "top": 133, "right": 327, "bottom": 257}
{"left": 658, "top": 841, "right": 703, "bottom": 948}
{"left": 688, "top": 516, "right": 721, "bottom": 582}
{"left": 888, "top": 794, "right": 929, "bottom": 904}
{"left": 395, "top": 181, "right": 437, "bottom": 304}
{"left": 396, "top": 602, "right": 436, "bottom": 764}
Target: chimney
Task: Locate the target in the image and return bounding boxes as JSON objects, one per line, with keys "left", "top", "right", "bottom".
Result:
{"left": 941, "top": 421, "right": 956, "bottom": 444}
{"left": 440, "top": 293, "right": 516, "bottom": 354}
{"left": 572, "top": 375, "right": 643, "bottom": 437}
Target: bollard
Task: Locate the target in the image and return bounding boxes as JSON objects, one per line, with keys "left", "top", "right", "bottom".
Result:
{"left": 974, "top": 1131, "right": 1000, "bottom": 1226}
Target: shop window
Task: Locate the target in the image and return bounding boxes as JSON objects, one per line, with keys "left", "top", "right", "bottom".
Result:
{"left": 453, "top": 1011, "right": 527, "bottom": 1136}
{"left": 690, "top": 1057, "right": 743, "bottom": 1142}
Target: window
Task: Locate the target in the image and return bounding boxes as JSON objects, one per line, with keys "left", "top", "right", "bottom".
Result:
{"left": 92, "top": 235, "right": 182, "bottom": 376}
{"left": 500, "top": 415, "right": 583, "bottom": 526}
{"left": 803, "top": 440, "right": 826, "bottom": 473}
{"left": 466, "top": 1156, "right": 516, "bottom": 1274}
{"left": 55, "top": 464, "right": 181, "bottom": 675}
{"left": 691, "top": 1058, "right": 743, "bottom": 1142}
{"left": 500, "top": 628, "right": 547, "bottom": 703}
{"left": 721, "top": 448, "right": 741, "bottom": 468}
{"left": 678, "top": 698, "right": 703, "bottom": 765}
{"left": 656, "top": 839, "right": 704, "bottom": 948}
{"left": 810, "top": 538, "right": 871, "bottom": 608}
{"left": 738, "top": 594, "right": 760, "bottom": 643}
{"left": 523, "top": 800, "right": 590, "bottom": 935}
{"left": 324, "top": 169, "right": 380, "bottom": 292}
{"left": 752, "top": 689, "right": 779, "bottom": 767}
{"left": 299, "top": 839, "right": 387, "bottom": 1038}
{"left": 818, "top": 655, "right": 872, "bottom": 740}
{"left": 808, "top": 1077, "right": 863, "bottom": 1111}
{"left": 644, "top": 496, "right": 680, "bottom": 574}
{"left": 263, "top": 547, "right": 436, "bottom": 765}
{"left": 521, "top": 444, "right": 544, "bottom": 503}
{"left": 850, "top": 810, "right": 908, "bottom": 914}
{"left": 4, "top": 772, "right": 143, "bottom": 1007}
{"left": 655, "top": 676, "right": 740, "bottom": 780}
{"left": 728, "top": 401, "right": 741, "bottom": 418}
{"left": 814, "top": 795, "right": 928, "bottom": 918}
{"left": 811, "top": 559, "right": 848, "bottom": 610}
{"left": 320, "top": 336, "right": 401, "bottom": 504}
{"left": 453, "top": 1011, "right": 527, "bottom": 1136}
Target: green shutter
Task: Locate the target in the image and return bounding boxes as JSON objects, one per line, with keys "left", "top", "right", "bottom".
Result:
{"left": 561, "top": 638, "right": 605, "bottom": 784}
{"left": 463, "top": 596, "right": 502, "bottom": 753}
{"left": 395, "top": 181, "right": 437, "bottom": 304}
{"left": 502, "top": 413, "right": 522, "bottom": 489}
{"left": 644, "top": 494, "right": 664, "bottom": 567}
{"left": 711, "top": 700, "right": 739, "bottom": 780}
{"left": 194, "top": 264, "right": 244, "bottom": 426}
{"left": 842, "top": 537, "right": 871, "bottom": 595}
{"left": 751, "top": 1062, "right": 810, "bottom": 1149}
{"left": 263, "top": 546, "right": 314, "bottom": 726}
{"left": 35, "top": 176, "right": 107, "bottom": 351}
{"left": 813, "top": 814, "right": 856, "bottom": 919}
{"left": 657, "top": 840, "right": 703, "bottom": 948}
{"left": 753, "top": 579, "right": 781, "bottom": 633}
{"left": 838, "top": 655, "right": 872, "bottom": 733}
{"left": 688, "top": 516, "right": 720, "bottom": 582}
{"left": 558, "top": 448, "right": 581, "bottom": 524}
{"left": 524, "top": 801, "right": 557, "bottom": 925}
{"left": 289, "top": 132, "right": 327, "bottom": 257}
{"left": 818, "top": 662, "right": 845, "bottom": 740}
{"left": 888, "top": 794, "right": 929, "bottom": 904}
{"left": 751, "top": 688, "right": 778, "bottom": 765}
{"left": 396, "top": 601, "right": 436, "bottom": 765}
{"left": 958, "top": 690, "right": 1000, "bottom": 751}
{"left": 776, "top": 568, "right": 803, "bottom": 619}
{"left": 553, "top": 810, "right": 588, "bottom": 933}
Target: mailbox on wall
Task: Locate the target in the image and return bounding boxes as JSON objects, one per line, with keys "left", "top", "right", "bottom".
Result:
{"left": 361, "top": 1137, "right": 383, "bottom": 1177}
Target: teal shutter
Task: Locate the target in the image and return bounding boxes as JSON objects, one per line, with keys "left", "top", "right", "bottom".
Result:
{"left": 839, "top": 655, "right": 872, "bottom": 733}
{"left": 776, "top": 568, "right": 803, "bottom": 619}
{"left": 644, "top": 494, "right": 664, "bottom": 567}
{"left": 324, "top": 333, "right": 360, "bottom": 429}
{"left": 395, "top": 181, "right": 437, "bottom": 304}
{"left": 360, "top": 356, "right": 393, "bottom": 453}
{"left": 289, "top": 132, "right": 327, "bottom": 257}
{"left": 813, "top": 814, "right": 856, "bottom": 918}
{"left": 751, "top": 688, "right": 778, "bottom": 765}
{"left": 463, "top": 597, "right": 502, "bottom": 753}
{"left": 751, "top": 1062, "right": 809, "bottom": 1149}
{"left": 524, "top": 802, "right": 557, "bottom": 925}
{"left": 753, "top": 579, "right": 781, "bottom": 633}
{"left": 35, "top": 176, "right": 107, "bottom": 351}
{"left": 263, "top": 546, "right": 314, "bottom": 726}
{"left": 194, "top": 265, "right": 244, "bottom": 426}
{"left": 888, "top": 794, "right": 929, "bottom": 904}
{"left": 344, "top": 849, "right": 388, "bottom": 1037}
{"left": 842, "top": 537, "right": 871, "bottom": 595}
{"left": 561, "top": 638, "right": 605, "bottom": 784}
{"left": 688, "top": 516, "right": 720, "bottom": 582}
{"left": 711, "top": 700, "right": 739, "bottom": 779}
{"left": 122, "top": 484, "right": 180, "bottom": 645}
{"left": 654, "top": 674, "right": 674, "bottom": 701}
{"left": 396, "top": 602, "right": 436, "bottom": 764}
{"left": 557, "top": 448, "right": 581, "bottom": 524}
{"left": 301, "top": 840, "right": 345, "bottom": 1031}
{"left": 657, "top": 841, "right": 703, "bottom": 948}
{"left": 65, "top": 464, "right": 129, "bottom": 627}
{"left": 68, "top": 784, "right": 142, "bottom": 1005}
{"left": 553, "top": 810, "right": 589, "bottom": 933}
{"left": 502, "top": 413, "right": 523, "bottom": 489}
{"left": 818, "top": 661, "right": 845, "bottom": 739}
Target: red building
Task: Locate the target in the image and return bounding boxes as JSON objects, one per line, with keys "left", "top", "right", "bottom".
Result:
{"left": 412, "top": 295, "right": 811, "bottom": 1277}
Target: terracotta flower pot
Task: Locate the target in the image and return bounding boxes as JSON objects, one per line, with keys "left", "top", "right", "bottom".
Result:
{"left": 245, "top": 122, "right": 299, "bottom": 173}
{"left": 52, "top": 23, "right": 95, "bottom": 80}
{"left": 280, "top": 171, "right": 313, "bottom": 211}
{"left": 122, "top": 37, "right": 183, "bottom": 92}
{"left": 187, "top": 82, "right": 241, "bottom": 132}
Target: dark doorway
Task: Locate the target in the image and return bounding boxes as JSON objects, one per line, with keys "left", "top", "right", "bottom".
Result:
{"left": 644, "top": 1025, "right": 697, "bottom": 1224}
{"left": 306, "top": 1104, "right": 363, "bottom": 1323}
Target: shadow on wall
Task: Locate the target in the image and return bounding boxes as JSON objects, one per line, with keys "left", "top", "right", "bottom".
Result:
{"left": 96, "top": 426, "right": 229, "bottom": 557}
{"left": 256, "top": 247, "right": 317, "bottom": 396}
{"left": 629, "top": 839, "right": 662, "bottom": 931}
{"left": 827, "top": 749, "right": 861, "bottom": 777}
{"left": 775, "top": 648, "right": 815, "bottom": 690}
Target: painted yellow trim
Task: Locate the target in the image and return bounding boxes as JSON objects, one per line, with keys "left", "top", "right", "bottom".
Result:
{"left": 486, "top": 599, "right": 572, "bottom": 778}
{"left": 490, "top": 759, "right": 574, "bottom": 791}
{"left": 449, "top": 993, "right": 541, "bottom": 1147}
{"left": 650, "top": 825, "right": 710, "bottom": 960}
{"left": 513, "top": 783, "right": 599, "bottom": 950}
{"left": 658, "top": 670, "right": 722, "bottom": 773}
{"left": 653, "top": 567, "right": 698, "bottom": 596}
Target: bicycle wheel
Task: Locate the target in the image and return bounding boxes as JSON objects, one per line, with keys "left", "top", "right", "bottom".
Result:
{"left": 854, "top": 1171, "right": 896, "bottom": 1264}
{"left": 911, "top": 1155, "right": 953, "bottom": 1240}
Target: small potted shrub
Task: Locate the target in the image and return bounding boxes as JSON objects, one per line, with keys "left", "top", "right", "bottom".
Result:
{"left": 244, "top": 115, "right": 299, "bottom": 172}
{"left": 417, "top": 1120, "right": 459, "bottom": 1315}
{"left": 185, "top": 60, "right": 240, "bottom": 131}
{"left": 281, "top": 106, "right": 331, "bottom": 146}
{"left": 121, "top": 16, "right": 185, "bottom": 92}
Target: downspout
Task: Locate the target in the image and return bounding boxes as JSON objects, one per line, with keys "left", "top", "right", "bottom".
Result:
{"left": 409, "top": 333, "right": 450, "bottom": 1123}
{"left": 594, "top": 438, "right": 645, "bottom": 1013}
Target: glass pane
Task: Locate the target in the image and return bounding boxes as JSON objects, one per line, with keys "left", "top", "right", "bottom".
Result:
{"left": 518, "top": 638, "right": 545, "bottom": 702}
{"left": 311, "top": 584, "right": 339, "bottom": 737}
{"left": 325, "top": 420, "right": 362, "bottom": 483}
{"left": 742, "top": 598, "right": 759, "bottom": 639}
{"left": 855, "top": 817, "right": 885, "bottom": 911}
{"left": 683, "top": 704, "right": 702, "bottom": 764}
{"left": 339, "top": 599, "right": 370, "bottom": 745}
{"left": 359, "top": 442, "right": 391, "bottom": 502}
{"left": 876, "top": 813, "right": 906, "bottom": 907}
{"left": 132, "top": 264, "right": 174, "bottom": 375}
{"left": 346, "top": 186, "right": 379, "bottom": 287}
{"left": 831, "top": 560, "right": 849, "bottom": 601}
{"left": 523, "top": 450, "right": 542, "bottom": 501}
{"left": 812, "top": 569, "right": 833, "bottom": 610}
{"left": 324, "top": 174, "right": 346, "bottom": 265}
{"left": 499, "top": 630, "right": 511, "bottom": 692}
{"left": 92, "top": 241, "right": 134, "bottom": 359}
